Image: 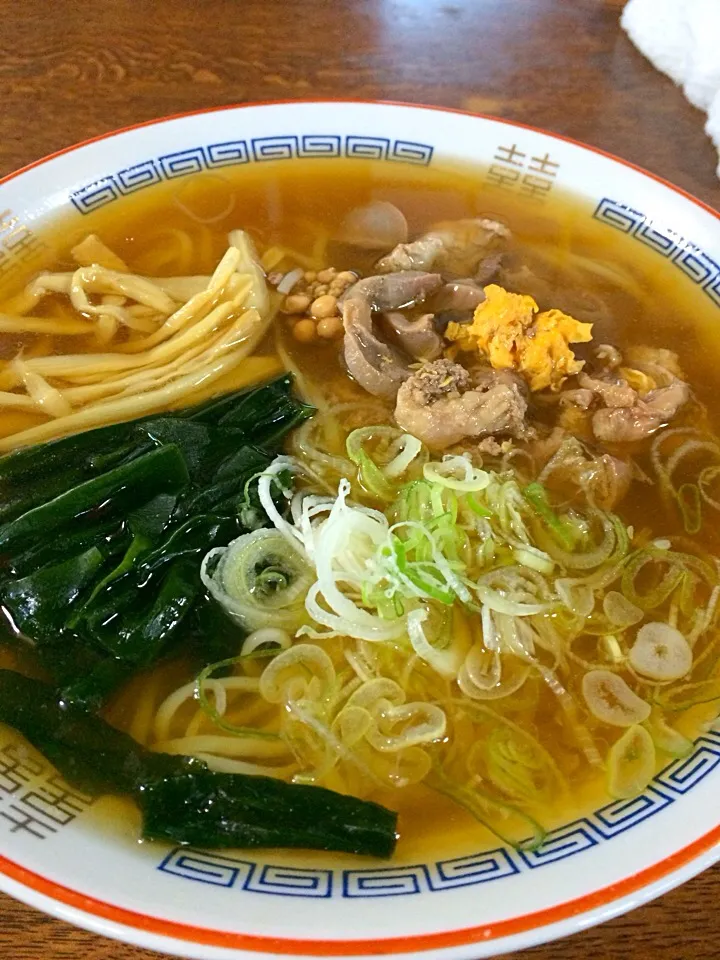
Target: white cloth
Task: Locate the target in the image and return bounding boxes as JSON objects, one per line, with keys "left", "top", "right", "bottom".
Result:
{"left": 621, "top": 0, "right": 720, "bottom": 178}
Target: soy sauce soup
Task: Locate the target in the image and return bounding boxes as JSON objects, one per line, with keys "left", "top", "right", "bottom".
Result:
{"left": 0, "top": 158, "right": 717, "bottom": 861}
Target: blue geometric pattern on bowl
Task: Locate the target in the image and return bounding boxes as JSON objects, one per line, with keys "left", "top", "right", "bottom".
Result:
{"left": 157, "top": 730, "right": 720, "bottom": 898}
{"left": 69, "top": 135, "right": 434, "bottom": 215}
{"left": 593, "top": 197, "right": 720, "bottom": 308}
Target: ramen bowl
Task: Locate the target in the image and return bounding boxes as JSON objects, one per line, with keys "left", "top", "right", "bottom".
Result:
{"left": 0, "top": 101, "right": 718, "bottom": 960}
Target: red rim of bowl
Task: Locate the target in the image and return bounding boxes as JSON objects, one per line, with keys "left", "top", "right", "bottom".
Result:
{"left": 0, "top": 99, "right": 718, "bottom": 958}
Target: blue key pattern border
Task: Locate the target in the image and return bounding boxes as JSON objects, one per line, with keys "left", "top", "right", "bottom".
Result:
{"left": 157, "top": 729, "right": 720, "bottom": 898}
{"left": 69, "top": 135, "right": 434, "bottom": 215}
{"left": 592, "top": 197, "right": 720, "bottom": 309}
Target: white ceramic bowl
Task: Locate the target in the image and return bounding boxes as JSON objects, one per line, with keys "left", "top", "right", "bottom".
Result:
{"left": 0, "top": 101, "right": 718, "bottom": 960}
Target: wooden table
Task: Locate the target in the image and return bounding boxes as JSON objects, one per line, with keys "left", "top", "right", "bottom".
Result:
{"left": 0, "top": 0, "right": 718, "bottom": 958}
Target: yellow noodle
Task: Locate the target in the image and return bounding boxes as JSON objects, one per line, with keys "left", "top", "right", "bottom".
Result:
{"left": 227, "top": 231, "right": 270, "bottom": 314}
{"left": 95, "top": 294, "right": 153, "bottom": 335}
{"left": 0, "top": 231, "right": 274, "bottom": 449}
{"left": 27, "top": 271, "right": 210, "bottom": 305}
{"left": 212, "top": 699, "right": 279, "bottom": 729}
{"left": 566, "top": 252, "right": 648, "bottom": 301}
{"left": 154, "top": 675, "right": 263, "bottom": 742}
{"left": 181, "top": 694, "right": 278, "bottom": 739}
{"left": 94, "top": 313, "right": 118, "bottom": 344}
{"left": 127, "top": 673, "right": 162, "bottom": 746}
{"left": 30, "top": 273, "right": 73, "bottom": 296}
{"left": 45, "top": 298, "right": 268, "bottom": 408}
{"left": 152, "top": 736, "right": 289, "bottom": 759}
{"left": 62, "top": 324, "right": 233, "bottom": 401}
{"left": 192, "top": 754, "right": 297, "bottom": 777}
{"left": 184, "top": 709, "right": 211, "bottom": 738}
{"left": 154, "top": 679, "right": 225, "bottom": 743}
{"left": 100, "top": 297, "right": 159, "bottom": 333}
{"left": 126, "top": 304, "right": 167, "bottom": 321}
{"left": 0, "top": 315, "right": 94, "bottom": 335}
{"left": 116, "top": 312, "right": 159, "bottom": 334}
{"left": 153, "top": 276, "right": 211, "bottom": 301}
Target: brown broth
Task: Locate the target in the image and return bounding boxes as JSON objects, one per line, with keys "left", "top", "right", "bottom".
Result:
{"left": 0, "top": 158, "right": 719, "bottom": 860}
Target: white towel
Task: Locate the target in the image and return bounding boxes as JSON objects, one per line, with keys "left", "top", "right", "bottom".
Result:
{"left": 621, "top": 0, "right": 720, "bottom": 179}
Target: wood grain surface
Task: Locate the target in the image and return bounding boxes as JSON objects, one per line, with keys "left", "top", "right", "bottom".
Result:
{"left": 0, "top": 0, "right": 718, "bottom": 958}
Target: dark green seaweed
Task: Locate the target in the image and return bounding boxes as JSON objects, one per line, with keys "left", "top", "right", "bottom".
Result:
{"left": 0, "top": 376, "right": 314, "bottom": 706}
{"left": 3, "top": 547, "right": 106, "bottom": 642}
{"left": 0, "top": 669, "right": 184, "bottom": 794}
{"left": 0, "top": 377, "right": 400, "bottom": 857}
{"left": 0, "top": 444, "right": 189, "bottom": 553}
{"left": 0, "top": 670, "right": 398, "bottom": 857}
{"left": 140, "top": 768, "right": 398, "bottom": 856}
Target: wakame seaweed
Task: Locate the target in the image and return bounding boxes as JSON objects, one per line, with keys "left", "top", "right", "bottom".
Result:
{"left": 0, "top": 376, "right": 398, "bottom": 857}
{"left": 0, "top": 376, "right": 313, "bottom": 707}
{"left": 0, "top": 670, "right": 398, "bottom": 858}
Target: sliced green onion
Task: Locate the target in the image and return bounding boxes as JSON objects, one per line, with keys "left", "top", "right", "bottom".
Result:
{"left": 394, "top": 480, "right": 434, "bottom": 524}
{"left": 477, "top": 724, "right": 565, "bottom": 804}
{"left": 621, "top": 549, "right": 685, "bottom": 611}
{"left": 629, "top": 622, "right": 692, "bottom": 681}
{"left": 385, "top": 435, "right": 424, "bottom": 478}
{"left": 698, "top": 464, "right": 720, "bottom": 512}
{"left": 392, "top": 536, "right": 455, "bottom": 604}
{"left": 200, "top": 529, "right": 313, "bottom": 632}
{"left": 465, "top": 493, "right": 492, "bottom": 518}
{"left": 607, "top": 725, "right": 655, "bottom": 799}
{"left": 512, "top": 545, "right": 555, "bottom": 575}
{"left": 678, "top": 483, "right": 702, "bottom": 534}
{"left": 423, "top": 456, "right": 490, "bottom": 492}
{"left": 347, "top": 427, "right": 425, "bottom": 500}
{"left": 599, "top": 634, "right": 625, "bottom": 664}
{"left": 196, "top": 652, "right": 282, "bottom": 738}
{"left": 655, "top": 677, "right": 720, "bottom": 711}
{"left": 242, "top": 627, "right": 293, "bottom": 656}
{"left": 475, "top": 583, "right": 548, "bottom": 617}
{"left": 407, "top": 607, "right": 464, "bottom": 677}
{"left": 543, "top": 511, "right": 626, "bottom": 572}
{"left": 644, "top": 709, "right": 693, "bottom": 758}
{"left": 582, "top": 670, "right": 650, "bottom": 726}
{"left": 523, "top": 482, "right": 574, "bottom": 549}
{"left": 428, "top": 767, "right": 547, "bottom": 852}
{"left": 603, "top": 590, "right": 643, "bottom": 628}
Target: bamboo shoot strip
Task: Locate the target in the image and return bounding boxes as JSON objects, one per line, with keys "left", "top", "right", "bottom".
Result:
{"left": 0, "top": 230, "right": 275, "bottom": 449}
